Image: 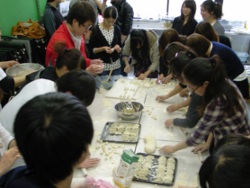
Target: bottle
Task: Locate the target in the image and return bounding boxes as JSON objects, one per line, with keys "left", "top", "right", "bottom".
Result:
{"left": 113, "top": 150, "right": 139, "bottom": 188}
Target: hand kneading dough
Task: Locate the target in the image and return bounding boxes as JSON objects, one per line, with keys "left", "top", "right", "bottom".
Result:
{"left": 145, "top": 143, "right": 156, "bottom": 154}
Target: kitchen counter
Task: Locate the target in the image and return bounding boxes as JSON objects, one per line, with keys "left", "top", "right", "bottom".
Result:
{"left": 73, "top": 77, "right": 206, "bottom": 188}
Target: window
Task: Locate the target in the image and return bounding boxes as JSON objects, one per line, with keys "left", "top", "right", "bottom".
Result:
{"left": 106, "top": 0, "right": 249, "bottom": 22}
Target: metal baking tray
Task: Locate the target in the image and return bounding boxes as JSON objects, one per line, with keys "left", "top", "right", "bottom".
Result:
{"left": 100, "top": 122, "right": 141, "bottom": 143}
{"left": 133, "top": 153, "right": 178, "bottom": 186}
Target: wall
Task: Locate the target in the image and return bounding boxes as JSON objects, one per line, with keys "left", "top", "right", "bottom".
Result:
{"left": 0, "top": 0, "right": 47, "bottom": 36}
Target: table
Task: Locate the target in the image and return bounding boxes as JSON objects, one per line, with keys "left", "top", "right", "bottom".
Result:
{"left": 73, "top": 77, "right": 206, "bottom": 188}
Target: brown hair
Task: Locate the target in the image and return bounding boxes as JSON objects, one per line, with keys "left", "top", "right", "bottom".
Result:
{"left": 195, "top": 21, "right": 219, "bottom": 42}
{"left": 158, "top": 29, "right": 182, "bottom": 56}
{"left": 185, "top": 33, "right": 211, "bottom": 57}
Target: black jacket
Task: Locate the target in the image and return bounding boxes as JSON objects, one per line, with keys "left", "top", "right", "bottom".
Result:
{"left": 112, "top": 0, "right": 134, "bottom": 36}
{"left": 88, "top": 24, "right": 121, "bottom": 63}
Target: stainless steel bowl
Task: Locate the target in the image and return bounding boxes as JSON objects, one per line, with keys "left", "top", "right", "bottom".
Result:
{"left": 6, "top": 63, "right": 44, "bottom": 77}
{"left": 115, "top": 101, "right": 144, "bottom": 120}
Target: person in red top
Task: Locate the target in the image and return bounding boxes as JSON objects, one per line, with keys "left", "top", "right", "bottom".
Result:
{"left": 46, "top": 1, "right": 103, "bottom": 75}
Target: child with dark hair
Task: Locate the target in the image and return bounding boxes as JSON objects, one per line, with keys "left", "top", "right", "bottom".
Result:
{"left": 160, "top": 56, "right": 250, "bottom": 154}
{"left": 26, "top": 42, "right": 85, "bottom": 84}
{"left": 158, "top": 52, "right": 203, "bottom": 129}
{"left": 0, "top": 92, "right": 94, "bottom": 187}
{"left": 0, "top": 70, "right": 100, "bottom": 171}
{"left": 157, "top": 29, "right": 183, "bottom": 84}
{"left": 199, "top": 145, "right": 250, "bottom": 188}
{"left": 122, "top": 29, "right": 160, "bottom": 79}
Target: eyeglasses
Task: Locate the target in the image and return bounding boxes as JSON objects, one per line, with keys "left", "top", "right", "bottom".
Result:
{"left": 82, "top": 25, "right": 92, "bottom": 31}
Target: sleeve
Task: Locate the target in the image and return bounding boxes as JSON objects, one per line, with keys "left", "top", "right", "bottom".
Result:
{"left": 173, "top": 94, "right": 202, "bottom": 128}
{"left": 148, "top": 41, "right": 160, "bottom": 71}
{"left": 43, "top": 8, "right": 57, "bottom": 37}
{"left": 121, "top": 5, "right": 134, "bottom": 35}
{"left": 122, "top": 35, "right": 131, "bottom": 57}
{"left": 186, "top": 98, "right": 224, "bottom": 146}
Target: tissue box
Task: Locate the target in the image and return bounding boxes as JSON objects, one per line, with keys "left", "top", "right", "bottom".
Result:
{"left": 236, "top": 51, "right": 249, "bottom": 63}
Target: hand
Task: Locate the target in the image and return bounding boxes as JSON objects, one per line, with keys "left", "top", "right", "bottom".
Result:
{"left": 124, "top": 65, "right": 130, "bottom": 73}
{"left": 165, "top": 119, "right": 173, "bottom": 128}
{"left": 156, "top": 74, "right": 164, "bottom": 84}
{"left": 138, "top": 73, "right": 146, "bottom": 80}
{"left": 0, "top": 147, "right": 20, "bottom": 176}
{"left": 104, "top": 46, "right": 113, "bottom": 54}
{"left": 167, "top": 104, "right": 180, "bottom": 113}
{"left": 155, "top": 95, "right": 167, "bottom": 102}
{"left": 77, "top": 157, "right": 100, "bottom": 169}
{"left": 87, "top": 60, "right": 104, "bottom": 75}
{"left": 159, "top": 145, "right": 176, "bottom": 154}
{"left": 113, "top": 44, "right": 121, "bottom": 53}
{"left": 179, "top": 88, "right": 189, "bottom": 98}
{"left": 0, "top": 60, "right": 19, "bottom": 69}
{"left": 192, "top": 142, "right": 210, "bottom": 154}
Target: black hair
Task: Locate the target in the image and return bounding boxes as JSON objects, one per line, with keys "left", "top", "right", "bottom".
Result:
{"left": 163, "top": 42, "right": 193, "bottom": 64}
{"left": 183, "top": 55, "right": 242, "bottom": 115}
{"left": 54, "top": 42, "right": 86, "bottom": 70}
{"left": 14, "top": 92, "right": 94, "bottom": 185}
{"left": 103, "top": 6, "right": 118, "bottom": 19}
{"left": 130, "top": 29, "right": 149, "bottom": 62}
{"left": 199, "top": 145, "right": 250, "bottom": 188}
{"left": 169, "top": 51, "right": 196, "bottom": 81}
{"left": 56, "top": 70, "right": 96, "bottom": 106}
{"left": 66, "top": 1, "right": 96, "bottom": 26}
{"left": 215, "top": 134, "right": 250, "bottom": 151}
{"left": 201, "top": 0, "right": 223, "bottom": 20}
{"left": 181, "top": 0, "right": 196, "bottom": 22}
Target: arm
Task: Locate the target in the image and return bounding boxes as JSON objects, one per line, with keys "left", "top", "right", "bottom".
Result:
{"left": 120, "top": 5, "right": 134, "bottom": 44}
{"left": 192, "top": 133, "right": 213, "bottom": 153}
{"left": 160, "top": 141, "right": 188, "bottom": 154}
{"left": 43, "top": 8, "right": 57, "bottom": 37}
{"left": 167, "top": 96, "right": 191, "bottom": 113}
{"left": 0, "top": 61, "right": 19, "bottom": 69}
{"left": 156, "top": 84, "right": 184, "bottom": 102}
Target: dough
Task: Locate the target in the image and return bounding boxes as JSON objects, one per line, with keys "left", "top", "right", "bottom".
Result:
{"left": 144, "top": 143, "right": 156, "bottom": 154}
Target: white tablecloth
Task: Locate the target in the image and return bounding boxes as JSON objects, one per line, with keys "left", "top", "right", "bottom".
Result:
{"left": 73, "top": 77, "right": 207, "bottom": 188}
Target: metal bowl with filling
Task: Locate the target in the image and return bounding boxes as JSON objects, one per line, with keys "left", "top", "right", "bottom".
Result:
{"left": 115, "top": 101, "right": 144, "bottom": 120}
{"left": 6, "top": 63, "right": 44, "bottom": 77}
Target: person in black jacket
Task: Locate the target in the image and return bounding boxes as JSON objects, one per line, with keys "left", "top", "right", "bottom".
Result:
{"left": 103, "top": 0, "right": 134, "bottom": 76}
{"left": 172, "top": 0, "right": 197, "bottom": 36}
{"left": 88, "top": 6, "right": 122, "bottom": 75}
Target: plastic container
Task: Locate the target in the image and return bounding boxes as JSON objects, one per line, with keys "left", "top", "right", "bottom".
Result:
{"left": 235, "top": 51, "right": 249, "bottom": 63}
{"left": 113, "top": 150, "right": 139, "bottom": 188}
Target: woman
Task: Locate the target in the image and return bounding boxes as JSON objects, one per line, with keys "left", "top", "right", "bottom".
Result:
{"left": 88, "top": 6, "right": 122, "bottom": 76}
{"left": 195, "top": 21, "right": 231, "bottom": 48}
{"left": 157, "top": 29, "right": 183, "bottom": 84}
{"left": 186, "top": 33, "right": 249, "bottom": 99}
{"left": 43, "top": 0, "right": 64, "bottom": 43}
{"left": 122, "top": 29, "right": 160, "bottom": 80}
{"left": 160, "top": 56, "right": 250, "bottom": 154}
{"left": 172, "top": 0, "right": 197, "bottom": 36}
{"left": 200, "top": 0, "right": 225, "bottom": 35}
